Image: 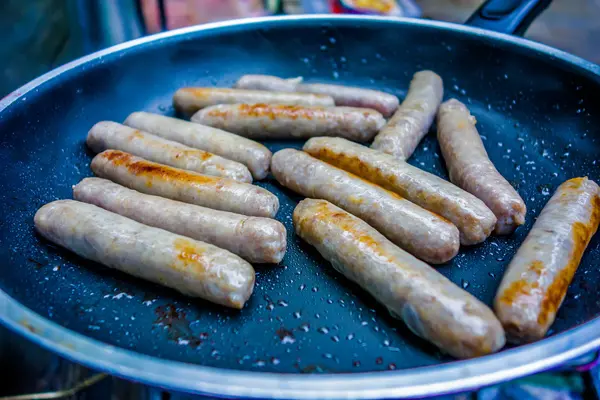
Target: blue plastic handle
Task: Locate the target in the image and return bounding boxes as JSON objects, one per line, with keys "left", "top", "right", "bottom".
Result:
{"left": 465, "top": 0, "right": 553, "bottom": 36}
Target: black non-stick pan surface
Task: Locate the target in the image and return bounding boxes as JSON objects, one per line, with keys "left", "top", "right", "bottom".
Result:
{"left": 1, "top": 8, "right": 600, "bottom": 400}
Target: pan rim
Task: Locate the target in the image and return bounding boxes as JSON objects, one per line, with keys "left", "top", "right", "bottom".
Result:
{"left": 1, "top": 14, "right": 600, "bottom": 399}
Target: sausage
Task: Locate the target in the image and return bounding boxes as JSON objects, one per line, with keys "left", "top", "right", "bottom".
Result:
{"left": 234, "top": 74, "right": 302, "bottom": 92}
{"left": 295, "top": 83, "right": 399, "bottom": 118}
{"left": 437, "top": 99, "right": 526, "bottom": 234}
{"left": 293, "top": 199, "right": 505, "bottom": 359}
{"left": 73, "top": 178, "right": 287, "bottom": 263}
{"left": 90, "top": 150, "right": 279, "bottom": 218}
{"left": 371, "top": 70, "right": 443, "bottom": 160}
{"left": 192, "top": 104, "right": 385, "bottom": 141}
{"left": 87, "top": 121, "right": 252, "bottom": 183}
{"left": 234, "top": 74, "right": 400, "bottom": 117}
{"left": 123, "top": 112, "right": 271, "bottom": 180}
{"left": 34, "top": 200, "right": 255, "bottom": 308}
{"left": 173, "top": 87, "right": 334, "bottom": 114}
{"left": 304, "top": 137, "right": 496, "bottom": 245}
{"left": 271, "top": 149, "right": 459, "bottom": 264}
{"left": 494, "top": 177, "right": 600, "bottom": 344}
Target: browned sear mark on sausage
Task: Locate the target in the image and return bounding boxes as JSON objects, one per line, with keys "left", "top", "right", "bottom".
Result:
{"left": 299, "top": 201, "right": 393, "bottom": 262}
{"left": 20, "top": 319, "right": 38, "bottom": 334}
{"left": 559, "top": 178, "right": 586, "bottom": 202}
{"left": 498, "top": 278, "right": 540, "bottom": 306}
{"left": 309, "top": 147, "right": 378, "bottom": 183}
{"left": 181, "top": 88, "right": 234, "bottom": 98}
{"left": 512, "top": 201, "right": 526, "bottom": 214}
{"left": 126, "top": 161, "right": 215, "bottom": 183}
{"left": 498, "top": 186, "right": 600, "bottom": 332}
{"left": 497, "top": 260, "right": 544, "bottom": 308}
{"left": 306, "top": 148, "right": 402, "bottom": 199}
{"left": 173, "top": 238, "right": 206, "bottom": 269}
{"left": 172, "top": 149, "right": 213, "bottom": 161}
{"left": 565, "top": 177, "right": 585, "bottom": 190}
{"left": 228, "top": 104, "right": 321, "bottom": 120}
{"left": 103, "top": 149, "right": 133, "bottom": 165}
{"left": 538, "top": 195, "right": 600, "bottom": 325}
{"left": 101, "top": 150, "right": 218, "bottom": 184}
{"left": 129, "top": 130, "right": 144, "bottom": 140}
{"left": 308, "top": 147, "right": 452, "bottom": 223}
{"left": 528, "top": 260, "right": 544, "bottom": 276}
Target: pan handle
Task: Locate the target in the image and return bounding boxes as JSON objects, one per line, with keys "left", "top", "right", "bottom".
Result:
{"left": 465, "top": 0, "right": 552, "bottom": 36}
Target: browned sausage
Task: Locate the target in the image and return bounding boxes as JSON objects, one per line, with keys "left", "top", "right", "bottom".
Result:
{"left": 87, "top": 121, "right": 252, "bottom": 182}
{"left": 90, "top": 150, "right": 279, "bottom": 218}
{"left": 173, "top": 87, "right": 334, "bottom": 114}
{"left": 303, "top": 137, "right": 497, "bottom": 245}
{"left": 271, "top": 149, "right": 459, "bottom": 264}
{"left": 371, "top": 71, "right": 443, "bottom": 160}
{"left": 294, "top": 198, "right": 505, "bottom": 359}
{"left": 494, "top": 177, "right": 600, "bottom": 343}
{"left": 35, "top": 200, "right": 255, "bottom": 308}
{"left": 192, "top": 104, "right": 385, "bottom": 141}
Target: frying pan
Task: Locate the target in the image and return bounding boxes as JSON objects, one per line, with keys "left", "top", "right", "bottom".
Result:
{"left": 1, "top": 0, "right": 600, "bottom": 398}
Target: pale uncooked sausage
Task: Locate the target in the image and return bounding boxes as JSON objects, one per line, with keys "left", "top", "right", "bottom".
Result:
{"left": 173, "top": 87, "right": 334, "bottom": 114}
{"left": 437, "top": 98, "right": 526, "bottom": 234}
{"left": 371, "top": 70, "right": 443, "bottom": 160}
{"left": 295, "top": 83, "right": 399, "bottom": 117}
{"left": 234, "top": 74, "right": 302, "bottom": 92}
{"left": 73, "top": 178, "right": 286, "bottom": 263}
{"left": 234, "top": 74, "right": 399, "bottom": 117}
{"left": 123, "top": 112, "right": 271, "bottom": 180}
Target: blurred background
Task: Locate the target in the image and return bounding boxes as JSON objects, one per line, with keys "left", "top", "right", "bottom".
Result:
{"left": 1, "top": 1, "right": 600, "bottom": 399}
{"left": 1, "top": 0, "right": 600, "bottom": 98}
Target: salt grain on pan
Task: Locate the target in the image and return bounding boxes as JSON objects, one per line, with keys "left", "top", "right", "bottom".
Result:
{"left": 281, "top": 335, "right": 296, "bottom": 345}
{"left": 112, "top": 292, "right": 133, "bottom": 300}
